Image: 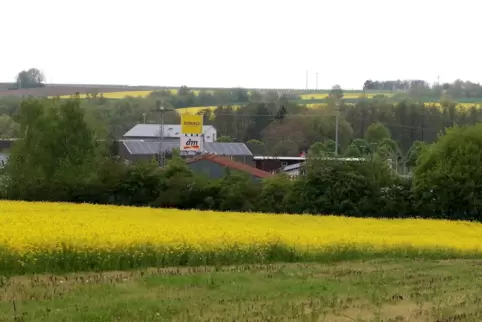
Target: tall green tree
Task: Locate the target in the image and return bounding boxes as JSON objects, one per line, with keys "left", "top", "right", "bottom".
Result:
{"left": 364, "top": 122, "right": 391, "bottom": 144}
{"left": 15, "top": 68, "right": 45, "bottom": 89}
{"left": 244, "top": 103, "right": 273, "bottom": 141}
{"left": 406, "top": 141, "right": 426, "bottom": 167}
{"left": 246, "top": 139, "right": 266, "bottom": 155}
{"left": 413, "top": 124, "right": 482, "bottom": 219}
{"left": 0, "top": 114, "right": 19, "bottom": 138}
{"left": 5, "top": 98, "right": 98, "bottom": 200}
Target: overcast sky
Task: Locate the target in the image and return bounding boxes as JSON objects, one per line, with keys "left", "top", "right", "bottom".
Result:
{"left": 2, "top": 0, "right": 480, "bottom": 89}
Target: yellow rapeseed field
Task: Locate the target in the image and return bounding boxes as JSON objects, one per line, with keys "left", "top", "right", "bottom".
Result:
{"left": 55, "top": 89, "right": 214, "bottom": 99}
{"left": 176, "top": 105, "right": 242, "bottom": 115}
{"left": 1, "top": 201, "right": 482, "bottom": 274}
{"left": 176, "top": 106, "right": 218, "bottom": 114}
{"left": 299, "top": 92, "right": 393, "bottom": 100}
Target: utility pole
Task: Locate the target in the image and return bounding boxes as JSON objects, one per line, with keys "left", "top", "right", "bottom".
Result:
{"left": 335, "top": 102, "right": 340, "bottom": 156}
{"left": 316, "top": 72, "right": 319, "bottom": 90}
{"left": 305, "top": 70, "right": 309, "bottom": 89}
{"left": 152, "top": 100, "right": 172, "bottom": 168}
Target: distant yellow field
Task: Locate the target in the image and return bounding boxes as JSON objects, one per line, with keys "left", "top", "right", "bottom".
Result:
{"left": 55, "top": 89, "right": 218, "bottom": 99}
{"left": 56, "top": 90, "right": 387, "bottom": 100}
{"left": 424, "top": 102, "right": 482, "bottom": 109}
{"left": 300, "top": 92, "right": 394, "bottom": 100}
{"left": 176, "top": 106, "right": 217, "bottom": 114}
{"left": 176, "top": 105, "right": 242, "bottom": 115}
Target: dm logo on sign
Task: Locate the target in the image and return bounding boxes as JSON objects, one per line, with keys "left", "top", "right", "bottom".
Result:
{"left": 180, "top": 136, "right": 202, "bottom": 152}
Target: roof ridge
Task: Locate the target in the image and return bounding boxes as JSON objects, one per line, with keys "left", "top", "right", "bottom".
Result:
{"left": 189, "top": 154, "right": 271, "bottom": 178}
{"left": 133, "top": 123, "right": 212, "bottom": 127}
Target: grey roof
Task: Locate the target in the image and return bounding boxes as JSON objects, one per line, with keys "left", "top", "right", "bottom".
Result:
{"left": 123, "top": 141, "right": 252, "bottom": 156}
{"left": 204, "top": 142, "right": 252, "bottom": 155}
{"left": 123, "top": 141, "right": 178, "bottom": 154}
{"left": 123, "top": 124, "right": 215, "bottom": 138}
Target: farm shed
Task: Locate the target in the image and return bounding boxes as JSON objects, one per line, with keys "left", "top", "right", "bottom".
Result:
{"left": 253, "top": 156, "right": 306, "bottom": 173}
{"left": 118, "top": 140, "right": 253, "bottom": 164}
{"left": 253, "top": 155, "right": 369, "bottom": 173}
{"left": 123, "top": 124, "right": 218, "bottom": 142}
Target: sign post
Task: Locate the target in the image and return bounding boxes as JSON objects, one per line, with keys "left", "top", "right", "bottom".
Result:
{"left": 180, "top": 114, "right": 203, "bottom": 154}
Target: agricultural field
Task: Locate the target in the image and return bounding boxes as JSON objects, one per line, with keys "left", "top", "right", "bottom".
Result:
{"left": 2, "top": 260, "right": 482, "bottom": 321}
{"left": 59, "top": 90, "right": 155, "bottom": 99}
{"left": 39, "top": 88, "right": 482, "bottom": 111}
{"left": 299, "top": 92, "right": 392, "bottom": 100}
{"left": 2, "top": 201, "right": 482, "bottom": 320}
{"left": 425, "top": 102, "right": 482, "bottom": 109}
{"left": 59, "top": 90, "right": 385, "bottom": 101}
{"left": 176, "top": 105, "right": 243, "bottom": 114}
{"left": 56, "top": 89, "right": 210, "bottom": 99}
{"left": 2, "top": 201, "right": 482, "bottom": 275}
{"left": 177, "top": 105, "right": 216, "bottom": 114}
{"left": 305, "top": 102, "right": 482, "bottom": 109}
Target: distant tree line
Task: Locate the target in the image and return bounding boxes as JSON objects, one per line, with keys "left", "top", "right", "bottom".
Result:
{"left": 2, "top": 81, "right": 482, "bottom": 165}
{"left": 2, "top": 98, "right": 482, "bottom": 221}
{"left": 198, "top": 88, "right": 482, "bottom": 159}
{"left": 363, "top": 79, "right": 482, "bottom": 99}
{"left": 147, "top": 86, "right": 300, "bottom": 109}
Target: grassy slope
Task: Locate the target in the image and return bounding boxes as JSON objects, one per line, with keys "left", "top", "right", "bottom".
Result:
{"left": 1, "top": 259, "right": 481, "bottom": 321}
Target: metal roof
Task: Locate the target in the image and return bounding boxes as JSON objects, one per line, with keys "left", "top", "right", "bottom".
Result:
{"left": 253, "top": 156, "right": 306, "bottom": 161}
{"left": 253, "top": 156, "right": 368, "bottom": 161}
{"left": 281, "top": 162, "right": 304, "bottom": 172}
{"left": 123, "top": 124, "right": 215, "bottom": 138}
{"left": 204, "top": 142, "right": 252, "bottom": 156}
{"left": 123, "top": 141, "right": 179, "bottom": 154}
{"left": 187, "top": 154, "right": 271, "bottom": 178}
{"left": 123, "top": 141, "right": 252, "bottom": 156}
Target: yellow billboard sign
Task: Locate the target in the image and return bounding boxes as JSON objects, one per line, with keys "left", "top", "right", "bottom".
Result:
{"left": 181, "top": 114, "right": 203, "bottom": 134}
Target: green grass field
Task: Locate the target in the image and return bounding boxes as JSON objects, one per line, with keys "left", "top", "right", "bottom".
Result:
{"left": 1, "top": 259, "right": 481, "bottom": 321}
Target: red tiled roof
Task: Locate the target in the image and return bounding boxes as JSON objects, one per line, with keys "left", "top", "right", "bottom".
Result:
{"left": 187, "top": 154, "right": 272, "bottom": 178}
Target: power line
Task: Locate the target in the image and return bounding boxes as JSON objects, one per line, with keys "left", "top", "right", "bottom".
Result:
{"left": 151, "top": 100, "right": 174, "bottom": 167}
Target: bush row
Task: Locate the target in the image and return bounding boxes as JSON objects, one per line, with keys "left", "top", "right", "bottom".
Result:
{"left": 3, "top": 151, "right": 480, "bottom": 221}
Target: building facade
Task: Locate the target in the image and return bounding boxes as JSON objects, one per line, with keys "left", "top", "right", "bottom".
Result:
{"left": 123, "top": 124, "right": 218, "bottom": 142}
